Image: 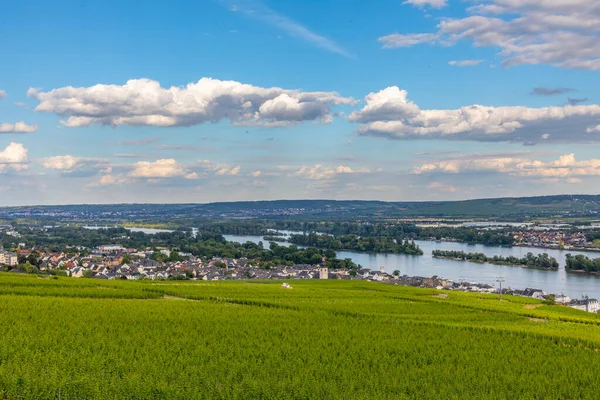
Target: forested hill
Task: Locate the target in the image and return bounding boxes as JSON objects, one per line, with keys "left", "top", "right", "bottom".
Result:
{"left": 1, "top": 195, "right": 600, "bottom": 221}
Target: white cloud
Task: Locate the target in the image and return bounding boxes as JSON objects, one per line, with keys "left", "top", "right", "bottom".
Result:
{"left": 413, "top": 153, "right": 600, "bottom": 179}
{"left": 0, "top": 142, "right": 27, "bottom": 164}
{"left": 350, "top": 86, "right": 600, "bottom": 143}
{"left": 0, "top": 142, "right": 28, "bottom": 174}
{"left": 587, "top": 124, "right": 600, "bottom": 133}
{"left": 129, "top": 159, "right": 191, "bottom": 179}
{"left": 29, "top": 78, "right": 355, "bottom": 128}
{"left": 197, "top": 160, "right": 241, "bottom": 176}
{"left": 86, "top": 174, "right": 130, "bottom": 187}
{"left": 0, "top": 122, "right": 38, "bottom": 133}
{"left": 403, "top": 0, "right": 447, "bottom": 9}
{"left": 291, "top": 164, "right": 370, "bottom": 180}
{"left": 99, "top": 175, "right": 116, "bottom": 185}
{"left": 348, "top": 86, "right": 419, "bottom": 123}
{"left": 379, "top": 0, "right": 600, "bottom": 70}
{"left": 448, "top": 59, "right": 484, "bottom": 67}
{"left": 40, "top": 155, "right": 109, "bottom": 173}
{"left": 0, "top": 90, "right": 6, "bottom": 99}
{"left": 185, "top": 172, "right": 200, "bottom": 180}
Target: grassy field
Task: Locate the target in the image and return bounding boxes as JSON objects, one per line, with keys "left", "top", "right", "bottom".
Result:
{"left": 1, "top": 275, "right": 600, "bottom": 399}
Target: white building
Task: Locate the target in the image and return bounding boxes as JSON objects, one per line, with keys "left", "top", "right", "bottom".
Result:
{"left": 554, "top": 294, "right": 572, "bottom": 304}
{"left": 319, "top": 267, "right": 328, "bottom": 279}
{"left": 98, "top": 244, "right": 124, "bottom": 252}
{"left": 569, "top": 298, "right": 600, "bottom": 313}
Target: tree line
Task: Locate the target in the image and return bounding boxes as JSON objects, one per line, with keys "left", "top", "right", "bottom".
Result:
{"left": 565, "top": 254, "right": 600, "bottom": 273}
{"left": 432, "top": 250, "right": 559, "bottom": 269}
{"left": 288, "top": 233, "right": 423, "bottom": 255}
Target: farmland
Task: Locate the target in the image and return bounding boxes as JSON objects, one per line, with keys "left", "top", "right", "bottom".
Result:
{"left": 1, "top": 276, "right": 600, "bottom": 398}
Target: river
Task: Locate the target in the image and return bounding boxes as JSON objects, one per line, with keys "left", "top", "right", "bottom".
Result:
{"left": 83, "top": 226, "right": 175, "bottom": 234}
{"left": 223, "top": 233, "right": 600, "bottom": 300}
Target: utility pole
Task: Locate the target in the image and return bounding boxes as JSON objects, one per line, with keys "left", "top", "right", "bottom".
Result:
{"left": 496, "top": 277, "right": 505, "bottom": 301}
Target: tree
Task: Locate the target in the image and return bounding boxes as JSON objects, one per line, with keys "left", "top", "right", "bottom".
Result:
{"left": 18, "top": 262, "right": 39, "bottom": 274}
{"left": 393, "top": 270, "right": 400, "bottom": 277}
{"left": 121, "top": 253, "right": 132, "bottom": 265}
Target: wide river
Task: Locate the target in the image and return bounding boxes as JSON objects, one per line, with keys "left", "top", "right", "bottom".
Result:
{"left": 223, "top": 233, "right": 600, "bottom": 300}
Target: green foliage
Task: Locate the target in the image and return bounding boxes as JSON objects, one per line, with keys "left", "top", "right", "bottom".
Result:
{"left": 121, "top": 253, "right": 132, "bottom": 265}
{"left": 432, "top": 250, "right": 559, "bottom": 269}
{"left": 9, "top": 227, "right": 354, "bottom": 269}
{"left": 13, "top": 262, "right": 39, "bottom": 274}
{"left": 0, "top": 276, "right": 600, "bottom": 398}
{"left": 565, "top": 253, "right": 600, "bottom": 272}
{"left": 289, "top": 233, "right": 423, "bottom": 255}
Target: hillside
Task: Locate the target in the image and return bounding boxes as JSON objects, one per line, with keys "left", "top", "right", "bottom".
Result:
{"left": 2, "top": 194, "right": 600, "bottom": 221}
{"left": 0, "top": 275, "right": 600, "bottom": 399}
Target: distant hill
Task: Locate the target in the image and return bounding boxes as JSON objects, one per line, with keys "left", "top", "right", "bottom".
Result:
{"left": 2, "top": 195, "right": 600, "bottom": 221}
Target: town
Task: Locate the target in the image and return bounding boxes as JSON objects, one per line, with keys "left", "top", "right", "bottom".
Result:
{"left": 1, "top": 242, "right": 597, "bottom": 314}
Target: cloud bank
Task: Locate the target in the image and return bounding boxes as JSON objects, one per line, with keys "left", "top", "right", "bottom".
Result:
{"left": 29, "top": 78, "right": 356, "bottom": 128}
{"left": 350, "top": 86, "right": 600, "bottom": 144}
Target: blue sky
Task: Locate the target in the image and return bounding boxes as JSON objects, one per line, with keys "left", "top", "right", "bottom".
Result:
{"left": 1, "top": 0, "right": 599, "bottom": 205}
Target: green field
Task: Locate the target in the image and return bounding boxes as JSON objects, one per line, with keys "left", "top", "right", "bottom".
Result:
{"left": 1, "top": 275, "right": 600, "bottom": 399}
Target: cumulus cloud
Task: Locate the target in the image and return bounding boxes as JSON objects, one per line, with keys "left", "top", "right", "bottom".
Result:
{"left": 350, "top": 86, "right": 600, "bottom": 144}
{"left": 0, "top": 90, "right": 6, "bottom": 99}
{"left": 0, "top": 142, "right": 27, "bottom": 164}
{"left": 29, "top": 78, "right": 356, "bottom": 128}
{"left": 0, "top": 122, "right": 38, "bottom": 133}
{"left": 40, "top": 155, "right": 110, "bottom": 174}
{"left": 284, "top": 164, "right": 370, "bottom": 180}
{"left": 413, "top": 153, "right": 600, "bottom": 179}
{"left": 379, "top": 0, "right": 600, "bottom": 70}
{"left": 0, "top": 142, "right": 28, "bottom": 174}
{"left": 448, "top": 59, "right": 484, "bottom": 67}
{"left": 129, "top": 159, "right": 194, "bottom": 179}
{"left": 403, "top": 0, "right": 447, "bottom": 8}
{"left": 87, "top": 173, "right": 131, "bottom": 187}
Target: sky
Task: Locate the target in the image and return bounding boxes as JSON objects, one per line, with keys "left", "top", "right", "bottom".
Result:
{"left": 1, "top": 0, "right": 600, "bottom": 206}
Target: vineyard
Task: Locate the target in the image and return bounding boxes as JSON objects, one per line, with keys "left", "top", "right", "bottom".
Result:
{"left": 1, "top": 275, "right": 600, "bottom": 399}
